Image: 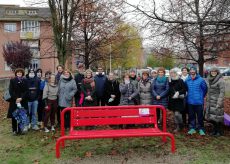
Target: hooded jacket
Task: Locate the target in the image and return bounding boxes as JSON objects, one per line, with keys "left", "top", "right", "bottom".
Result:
{"left": 205, "top": 73, "right": 225, "bottom": 123}
{"left": 185, "top": 74, "right": 207, "bottom": 105}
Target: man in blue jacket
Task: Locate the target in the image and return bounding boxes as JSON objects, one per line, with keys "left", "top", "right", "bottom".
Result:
{"left": 185, "top": 66, "right": 207, "bottom": 135}
{"left": 94, "top": 67, "right": 107, "bottom": 106}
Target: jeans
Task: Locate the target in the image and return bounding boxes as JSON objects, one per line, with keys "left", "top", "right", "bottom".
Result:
{"left": 188, "top": 104, "right": 204, "bottom": 130}
{"left": 27, "top": 100, "right": 38, "bottom": 127}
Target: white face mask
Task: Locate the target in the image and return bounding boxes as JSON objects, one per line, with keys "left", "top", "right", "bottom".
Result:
{"left": 29, "top": 73, "right": 35, "bottom": 78}
{"left": 36, "top": 72, "right": 42, "bottom": 78}
{"left": 124, "top": 79, "right": 130, "bottom": 84}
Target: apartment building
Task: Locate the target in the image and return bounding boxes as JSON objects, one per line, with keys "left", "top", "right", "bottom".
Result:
{"left": 0, "top": 4, "right": 57, "bottom": 78}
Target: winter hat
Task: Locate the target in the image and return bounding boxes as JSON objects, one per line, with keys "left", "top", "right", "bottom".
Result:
{"left": 209, "top": 66, "right": 220, "bottom": 74}
{"left": 78, "top": 63, "right": 85, "bottom": 69}
{"left": 151, "top": 70, "right": 157, "bottom": 74}
{"left": 142, "top": 70, "right": 149, "bottom": 76}
{"left": 189, "top": 66, "right": 197, "bottom": 73}
{"left": 14, "top": 68, "right": 25, "bottom": 76}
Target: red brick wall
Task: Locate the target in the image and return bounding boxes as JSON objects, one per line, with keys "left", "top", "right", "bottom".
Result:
{"left": 0, "top": 21, "right": 20, "bottom": 78}
{"left": 224, "top": 98, "right": 230, "bottom": 115}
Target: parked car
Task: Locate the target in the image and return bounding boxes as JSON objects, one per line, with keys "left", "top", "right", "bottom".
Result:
{"left": 222, "top": 69, "right": 230, "bottom": 76}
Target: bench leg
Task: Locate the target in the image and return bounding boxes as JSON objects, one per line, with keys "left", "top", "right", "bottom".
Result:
{"left": 56, "top": 139, "right": 61, "bottom": 158}
{"left": 56, "top": 138, "right": 66, "bottom": 158}
{"left": 162, "top": 136, "right": 167, "bottom": 143}
{"left": 61, "top": 140, "right": 65, "bottom": 148}
{"left": 168, "top": 134, "right": 176, "bottom": 153}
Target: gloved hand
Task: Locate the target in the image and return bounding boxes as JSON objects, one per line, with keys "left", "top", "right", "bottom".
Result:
{"left": 172, "top": 91, "right": 179, "bottom": 99}
{"left": 108, "top": 98, "right": 114, "bottom": 103}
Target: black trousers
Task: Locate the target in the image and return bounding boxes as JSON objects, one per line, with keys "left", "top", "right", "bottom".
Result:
{"left": 96, "top": 97, "right": 106, "bottom": 106}
{"left": 12, "top": 117, "right": 21, "bottom": 133}
{"left": 58, "top": 106, "right": 70, "bottom": 128}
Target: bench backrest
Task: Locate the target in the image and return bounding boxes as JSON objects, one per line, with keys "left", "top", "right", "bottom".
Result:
{"left": 69, "top": 105, "right": 159, "bottom": 127}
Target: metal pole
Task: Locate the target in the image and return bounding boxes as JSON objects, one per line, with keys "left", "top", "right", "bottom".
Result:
{"left": 110, "top": 43, "right": 112, "bottom": 73}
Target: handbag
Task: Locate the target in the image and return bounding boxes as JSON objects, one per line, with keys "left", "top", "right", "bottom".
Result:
{"left": 3, "top": 89, "right": 11, "bottom": 102}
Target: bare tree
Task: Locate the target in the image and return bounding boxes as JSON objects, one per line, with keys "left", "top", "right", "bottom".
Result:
{"left": 72, "top": 0, "right": 123, "bottom": 68}
{"left": 48, "top": 0, "right": 81, "bottom": 65}
{"left": 126, "top": 0, "right": 230, "bottom": 76}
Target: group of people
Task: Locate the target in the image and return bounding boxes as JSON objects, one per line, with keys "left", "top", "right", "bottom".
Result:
{"left": 7, "top": 63, "right": 225, "bottom": 137}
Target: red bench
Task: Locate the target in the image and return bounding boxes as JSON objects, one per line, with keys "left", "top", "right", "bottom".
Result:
{"left": 56, "top": 105, "right": 176, "bottom": 158}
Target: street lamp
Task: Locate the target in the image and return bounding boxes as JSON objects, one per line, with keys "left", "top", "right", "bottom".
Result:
{"left": 110, "top": 43, "right": 112, "bottom": 73}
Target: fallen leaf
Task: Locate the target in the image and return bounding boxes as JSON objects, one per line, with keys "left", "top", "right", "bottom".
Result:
{"left": 85, "top": 151, "right": 92, "bottom": 157}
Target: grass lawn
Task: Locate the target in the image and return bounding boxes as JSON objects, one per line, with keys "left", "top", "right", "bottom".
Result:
{"left": 0, "top": 116, "right": 230, "bottom": 164}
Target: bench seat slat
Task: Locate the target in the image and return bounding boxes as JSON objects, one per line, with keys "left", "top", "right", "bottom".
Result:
{"left": 69, "top": 128, "right": 162, "bottom": 138}
{"left": 73, "top": 117, "right": 155, "bottom": 126}
{"left": 73, "top": 109, "right": 156, "bottom": 118}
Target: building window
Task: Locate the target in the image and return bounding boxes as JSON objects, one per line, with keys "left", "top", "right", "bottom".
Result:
{"left": 27, "top": 10, "right": 37, "bottom": 15}
{"left": 6, "top": 10, "right": 18, "bottom": 15}
{"left": 4, "top": 23, "right": 17, "bottom": 32}
{"left": 21, "top": 21, "right": 40, "bottom": 32}
{"left": 4, "top": 62, "right": 11, "bottom": 71}
{"left": 29, "top": 59, "right": 40, "bottom": 70}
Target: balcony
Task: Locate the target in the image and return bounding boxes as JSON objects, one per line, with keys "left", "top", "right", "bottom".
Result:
{"left": 20, "top": 31, "right": 40, "bottom": 39}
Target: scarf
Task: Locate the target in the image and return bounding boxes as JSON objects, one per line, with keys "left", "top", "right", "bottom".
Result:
{"left": 156, "top": 76, "right": 167, "bottom": 83}
{"left": 62, "top": 75, "right": 72, "bottom": 81}
{"left": 130, "top": 76, "right": 136, "bottom": 81}
{"left": 83, "top": 78, "right": 95, "bottom": 89}
{"left": 141, "top": 78, "right": 148, "bottom": 86}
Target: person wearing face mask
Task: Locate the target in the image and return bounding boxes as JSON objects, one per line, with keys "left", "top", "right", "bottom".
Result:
{"left": 26, "top": 69, "right": 40, "bottom": 131}
{"left": 185, "top": 66, "right": 207, "bottom": 136}
{"left": 104, "top": 72, "right": 120, "bottom": 106}
{"left": 168, "top": 68, "right": 186, "bottom": 132}
{"left": 35, "top": 68, "right": 44, "bottom": 127}
{"left": 58, "top": 69, "right": 77, "bottom": 128}
{"left": 119, "top": 73, "right": 138, "bottom": 105}
{"left": 94, "top": 67, "right": 107, "bottom": 106}
{"left": 7, "top": 68, "right": 28, "bottom": 135}
{"left": 205, "top": 67, "right": 225, "bottom": 136}
{"left": 74, "top": 63, "right": 85, "bottom": 106}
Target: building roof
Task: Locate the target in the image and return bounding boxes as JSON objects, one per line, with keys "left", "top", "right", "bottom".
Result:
{"left": 0, "top": 4, "right": 51, "bottom": 21}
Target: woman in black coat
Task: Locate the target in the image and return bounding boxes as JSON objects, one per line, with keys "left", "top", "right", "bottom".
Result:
{"left": 7, "top": 68, "right": 28, "bottom": 134}
{"left": 168, "top": 68, "right": 186, "bottom": 132}
{"left": 104, "top": 72, "right": 120, "bottom": 106}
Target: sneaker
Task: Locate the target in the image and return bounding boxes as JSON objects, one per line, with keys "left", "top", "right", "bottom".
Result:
{"left": 199, "top": 129, "right": 205, "bottom": 136}
{"left": 32, "top": 125, "right": 39, "bottom": 131}
{"left": 51, "top": 126, "right": 55, "bottom": 131}
{"left": 188, "top": 128, "right": 196, "bottom": 135}
{"left": 44, "top": 127, "right": 50, "bottom": 133}
{"left": 12, "top": 131, "right": 18, "bottom": 136}
{"left": 23, "top": 126, "right": 28, "bottom": 132}
{"left": 37, "top": 122, "right": 42, "bottom": 126}
{"left": 28, "top": 123, "right": 31, "bottom": 129}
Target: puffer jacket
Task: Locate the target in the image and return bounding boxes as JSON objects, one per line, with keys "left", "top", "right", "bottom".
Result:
{"left": 138, "top": 79, "right": 152, "bottom": 105}
{"left": 205, "top": 74, "right": 225, "bottom": 123}
{"left": 58, "top": 76, "right": 77, "bottom": 107}
{"left": 185, "top": 74, "right": 207, "bottom": 105}
{"left": 119, "top": 82, "right": 138, "bottom": 105}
